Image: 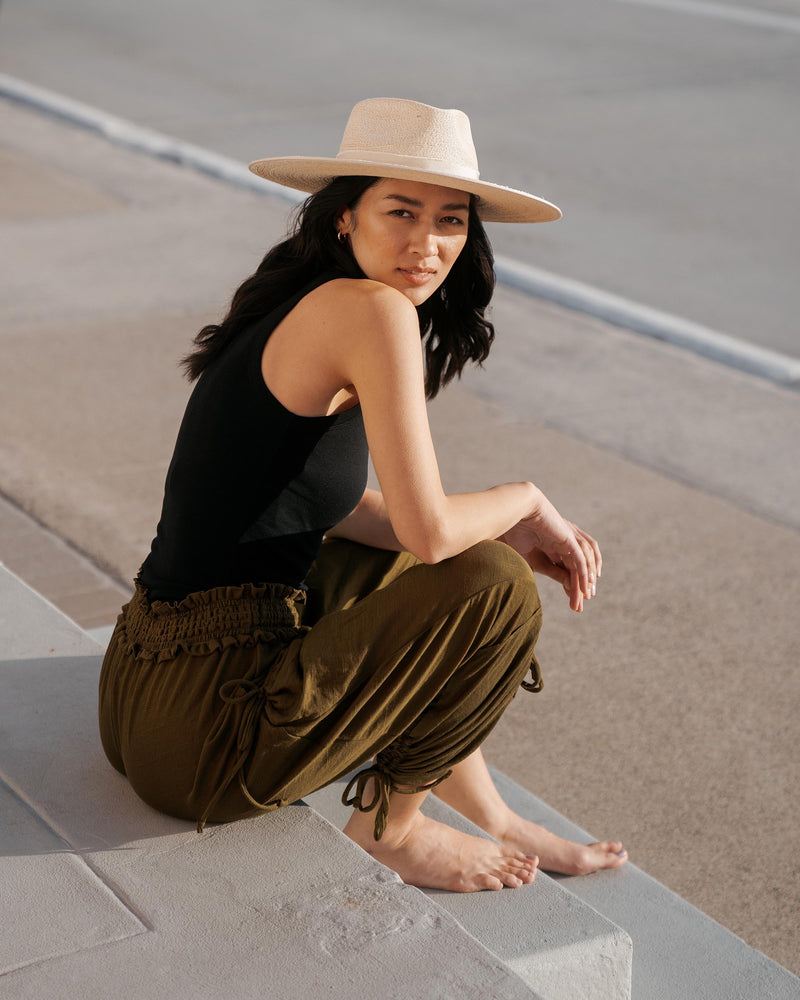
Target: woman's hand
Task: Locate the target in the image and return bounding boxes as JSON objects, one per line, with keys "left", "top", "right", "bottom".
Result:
{"left": 499, "top": 497, "right": 602, "bottom": 612}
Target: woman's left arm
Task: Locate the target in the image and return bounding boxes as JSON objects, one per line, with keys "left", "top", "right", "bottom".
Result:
{"left": 326, "top": 488, "right": 404, "bottom": 551}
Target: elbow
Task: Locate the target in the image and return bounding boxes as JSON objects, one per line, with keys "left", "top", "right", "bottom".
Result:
{"left": 409, "top": 542, "right": 451, "bottom": 566}
{"left": 396, "top": 518, "right": 456, "bottom": 565}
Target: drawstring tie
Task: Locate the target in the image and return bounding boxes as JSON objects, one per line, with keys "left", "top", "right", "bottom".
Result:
{"left": 196, "top": 675, "right": 277, "bottom": 832}
{"left": 522, "top": 657, "right": 543, "bottom": 693}
{"left": 342, "top": 764, "right": 452, "bottom": 841}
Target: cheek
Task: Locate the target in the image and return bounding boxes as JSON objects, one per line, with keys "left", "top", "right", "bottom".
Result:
{"left": 354, "top": 226, "right": 396, "bottom": 261}
{"left": 350, "top": 236, "right": 396, "bottom": 280}
{"left": 442, "top": 236, "right": 468, "bottom": 268}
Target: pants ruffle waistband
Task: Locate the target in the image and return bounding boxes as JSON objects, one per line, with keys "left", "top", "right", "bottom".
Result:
{"left": 117, "top": 579, "right": 308, "bottom": 661}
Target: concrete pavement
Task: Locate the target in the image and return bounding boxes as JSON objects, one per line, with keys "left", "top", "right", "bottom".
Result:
{"left": 1, "top": 90, "right": 798, "bottom": 979}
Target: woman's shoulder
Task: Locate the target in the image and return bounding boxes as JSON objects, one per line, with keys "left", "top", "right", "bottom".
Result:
{"left": 306, "top": 276, "right": 416, "bottom": 325}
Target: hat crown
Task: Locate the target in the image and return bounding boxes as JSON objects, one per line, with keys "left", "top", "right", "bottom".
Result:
{"left": 337, "top": 98, "right": 480, "bottom": 181}
{"left": 248, "top": 97, "right": 561, "bottom": 223}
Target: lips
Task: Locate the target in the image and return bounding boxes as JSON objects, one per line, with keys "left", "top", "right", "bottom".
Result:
{"left": 398, "top": 267, "right": 437, "bottom": 286}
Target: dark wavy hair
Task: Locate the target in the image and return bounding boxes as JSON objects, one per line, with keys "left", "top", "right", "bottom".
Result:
{"left": 182, "top": 176, "right": 496, "bottom": 399}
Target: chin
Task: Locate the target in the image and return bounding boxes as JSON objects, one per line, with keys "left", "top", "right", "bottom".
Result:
{"left": 400, "top": 284, "right": 439, "bottom": 307}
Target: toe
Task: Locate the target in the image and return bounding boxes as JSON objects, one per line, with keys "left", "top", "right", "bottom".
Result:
{"left": 479, "top": 873, "right": 505, "bottom": 891}
{"left": 500, "top": 857, "right": 537, "bottom": 886}
{"left": 590, "top": 842, "right": 628, "bottom": 870}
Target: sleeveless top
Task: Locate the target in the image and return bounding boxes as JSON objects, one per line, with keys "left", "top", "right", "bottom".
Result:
{"left": 139, "top": 272, "right": 369, "bottom": 602}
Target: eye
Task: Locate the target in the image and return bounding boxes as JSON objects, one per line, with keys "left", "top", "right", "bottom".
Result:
{"left": 442, "top": 216, "right": 466, "bottom": 227}
{"left": 388, "top": 208, "right": 413, "bottom": 218}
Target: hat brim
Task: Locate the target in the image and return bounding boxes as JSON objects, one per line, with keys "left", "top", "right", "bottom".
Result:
{"left": 247, "top": 156, "right": 561, "bottom": 224}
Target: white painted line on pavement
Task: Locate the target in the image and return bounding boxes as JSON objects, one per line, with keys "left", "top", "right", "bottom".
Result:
{"left": 613, "top": 0, "right": 800, "bottom": 34}
{"left": 494, "top": 256, "right": 800, "bottom": 389}
{"left": 2, "top": 72, "right": 798, "bottom": 391}
{"left": 0, "top": 73, "right": 301, "bottom": 207}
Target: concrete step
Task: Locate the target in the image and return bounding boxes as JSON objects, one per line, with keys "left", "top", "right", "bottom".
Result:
{"left": 81, "top": 615, "right": 800, "bottom": 1000}
{"left": 5, "top": 563, "right": 798, "bottom": 1000}
{"left": 0, "top": 560, "right": 105, "bottom": 660}
{"left": 304, "top": 782, "right": 633, "bottom": 1000}
{"left": 308, "top": 773, "right": 800, "bottom": 1000}
{"left": 485, "top": 769, "right": 800, "bottom": 1000}
{"left": 0, "top": 563, "right": 541, "bottom": 999}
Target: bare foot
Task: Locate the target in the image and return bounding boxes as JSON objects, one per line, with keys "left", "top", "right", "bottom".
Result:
{"left": 428, "top": 748, "right": 627, "bottom": 877}
{"left": 493, "top": 811, "right": 627, "bottom": 876}
{"left": 344, "top": 808, "right": 539, "bottom": 892}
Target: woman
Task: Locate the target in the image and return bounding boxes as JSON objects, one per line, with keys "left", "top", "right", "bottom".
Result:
{"left": 99, "top": 98, "right": 626, "bottom": 892}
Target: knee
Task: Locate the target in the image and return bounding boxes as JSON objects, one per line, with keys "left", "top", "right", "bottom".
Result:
{"left": 446, "top": 540, "right": 541, "bottom": 621}
{"left": 455, "top": 538, "right": 534, "bottom": 585}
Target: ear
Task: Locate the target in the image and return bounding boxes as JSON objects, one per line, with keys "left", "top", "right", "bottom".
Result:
{"left": 337, "top": 207, "right": 353, "bottom": 237}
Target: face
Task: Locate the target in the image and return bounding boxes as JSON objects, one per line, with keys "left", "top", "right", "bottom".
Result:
{"left": 338, "top": 178, "right": 470, "bottom": 306}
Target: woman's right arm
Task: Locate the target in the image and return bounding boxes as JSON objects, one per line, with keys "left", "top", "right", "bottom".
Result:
{"left": 324, "top": 280, "right": 593, "bottom": 609}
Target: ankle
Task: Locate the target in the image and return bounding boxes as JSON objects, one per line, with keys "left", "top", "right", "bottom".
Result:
{"left": 344, "top": 802, "right": 422, "bottom": 850}
{"left": 481, "top": 806, "right": 517, "bottom": 842}
{"left": 439, "top": 793, "right": 514, "bottom": 841}
{"left": 376, "top": 806, "right": 425, "bottom": 849}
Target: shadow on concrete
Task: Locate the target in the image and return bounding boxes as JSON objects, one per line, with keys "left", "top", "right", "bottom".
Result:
{"left": 0, "top": 653, "right": 195, "bottom": 856}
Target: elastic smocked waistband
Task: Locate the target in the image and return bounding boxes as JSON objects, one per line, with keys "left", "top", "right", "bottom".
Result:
{"left": 118, "top": 579, "right": 308, "bottom": 660}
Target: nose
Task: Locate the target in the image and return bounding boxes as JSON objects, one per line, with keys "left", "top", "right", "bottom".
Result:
{"left": 409, "top": 223, "right": 439, "bottom": 259}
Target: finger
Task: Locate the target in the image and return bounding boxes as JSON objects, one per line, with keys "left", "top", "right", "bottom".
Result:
{"left": 582, "top": 530, "right": 602, "bottom": 579}
{"left": 554, "top": 565, "right": 571, "bottom": 589}
{"left": 568, "top": 541, "right": 590, "bottom": 603}
{"left": 568, "top": 566, "right": 584, "bottom": 612}
{"left": 545, "top": 562, "right": 571, "bottom": 589}
{"left": 570, "top": 522, "right": 603, "bottom": 580}
{"left": 572, "top": 529, "right": 600, "bottom": 592}
{"left": 573, "top": 536, "right": 597, "bottom": 596}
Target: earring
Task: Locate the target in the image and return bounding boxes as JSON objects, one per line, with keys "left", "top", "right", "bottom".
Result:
{"left": 337, "top": 230, "right": 346, "bottom": 243}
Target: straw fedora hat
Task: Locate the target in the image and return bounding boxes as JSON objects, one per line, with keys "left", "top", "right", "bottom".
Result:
{"left": 249, "top": 98, "right": 561, "bottom": 224}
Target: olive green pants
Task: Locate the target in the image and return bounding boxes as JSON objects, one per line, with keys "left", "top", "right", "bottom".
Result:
{"left": 99, "top": 538, "right": 543, "bottom": 838}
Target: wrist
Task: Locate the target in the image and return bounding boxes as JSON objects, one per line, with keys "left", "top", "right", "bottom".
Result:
{"left": 522, "top": 481, "right": 543, "bottom": 519}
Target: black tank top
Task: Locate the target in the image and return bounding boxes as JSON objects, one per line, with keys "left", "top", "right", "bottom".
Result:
{"left": 139, "top": 272, "right": 369, "bottom": 601}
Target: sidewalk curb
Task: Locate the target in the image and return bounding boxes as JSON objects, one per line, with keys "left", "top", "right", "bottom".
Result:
{"left": 0, "top": 72, "right": 299, "bottom": 206}
{"left": 494, "top": 255, "right": 800, "bottom": 390}
{"left": 2, "top": 72, "right": 798, "bottom": 391}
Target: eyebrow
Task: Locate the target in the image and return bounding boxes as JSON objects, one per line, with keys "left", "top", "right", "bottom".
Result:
{"left": 382, "top": 193, "right": 470, "bottom": 213}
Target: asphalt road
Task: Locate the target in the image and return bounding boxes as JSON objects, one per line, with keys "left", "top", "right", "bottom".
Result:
{"left": 1, "top": 0, "right": 798, "bottom": 356}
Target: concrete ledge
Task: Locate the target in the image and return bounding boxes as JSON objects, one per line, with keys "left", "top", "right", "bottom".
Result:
{"left": 0, "top": 779, "right": 147, "bottom": 977}
{"left": 0, "top": 561, "right": 103, "bottom": 659}
{"left": 423, "top": 795, "right": 632, "bottom": 1000}
{"left": 307, "top": 769, "right": 800, "bottom": 1000}
{"left": 488, "top": 768, "right": 800, "bottom": 1000}
{"left": 0, "top": 566, "right": 541, "bottom": 999}
{"left": 304, "top": 781, "right": 633, "bottom": 1000}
